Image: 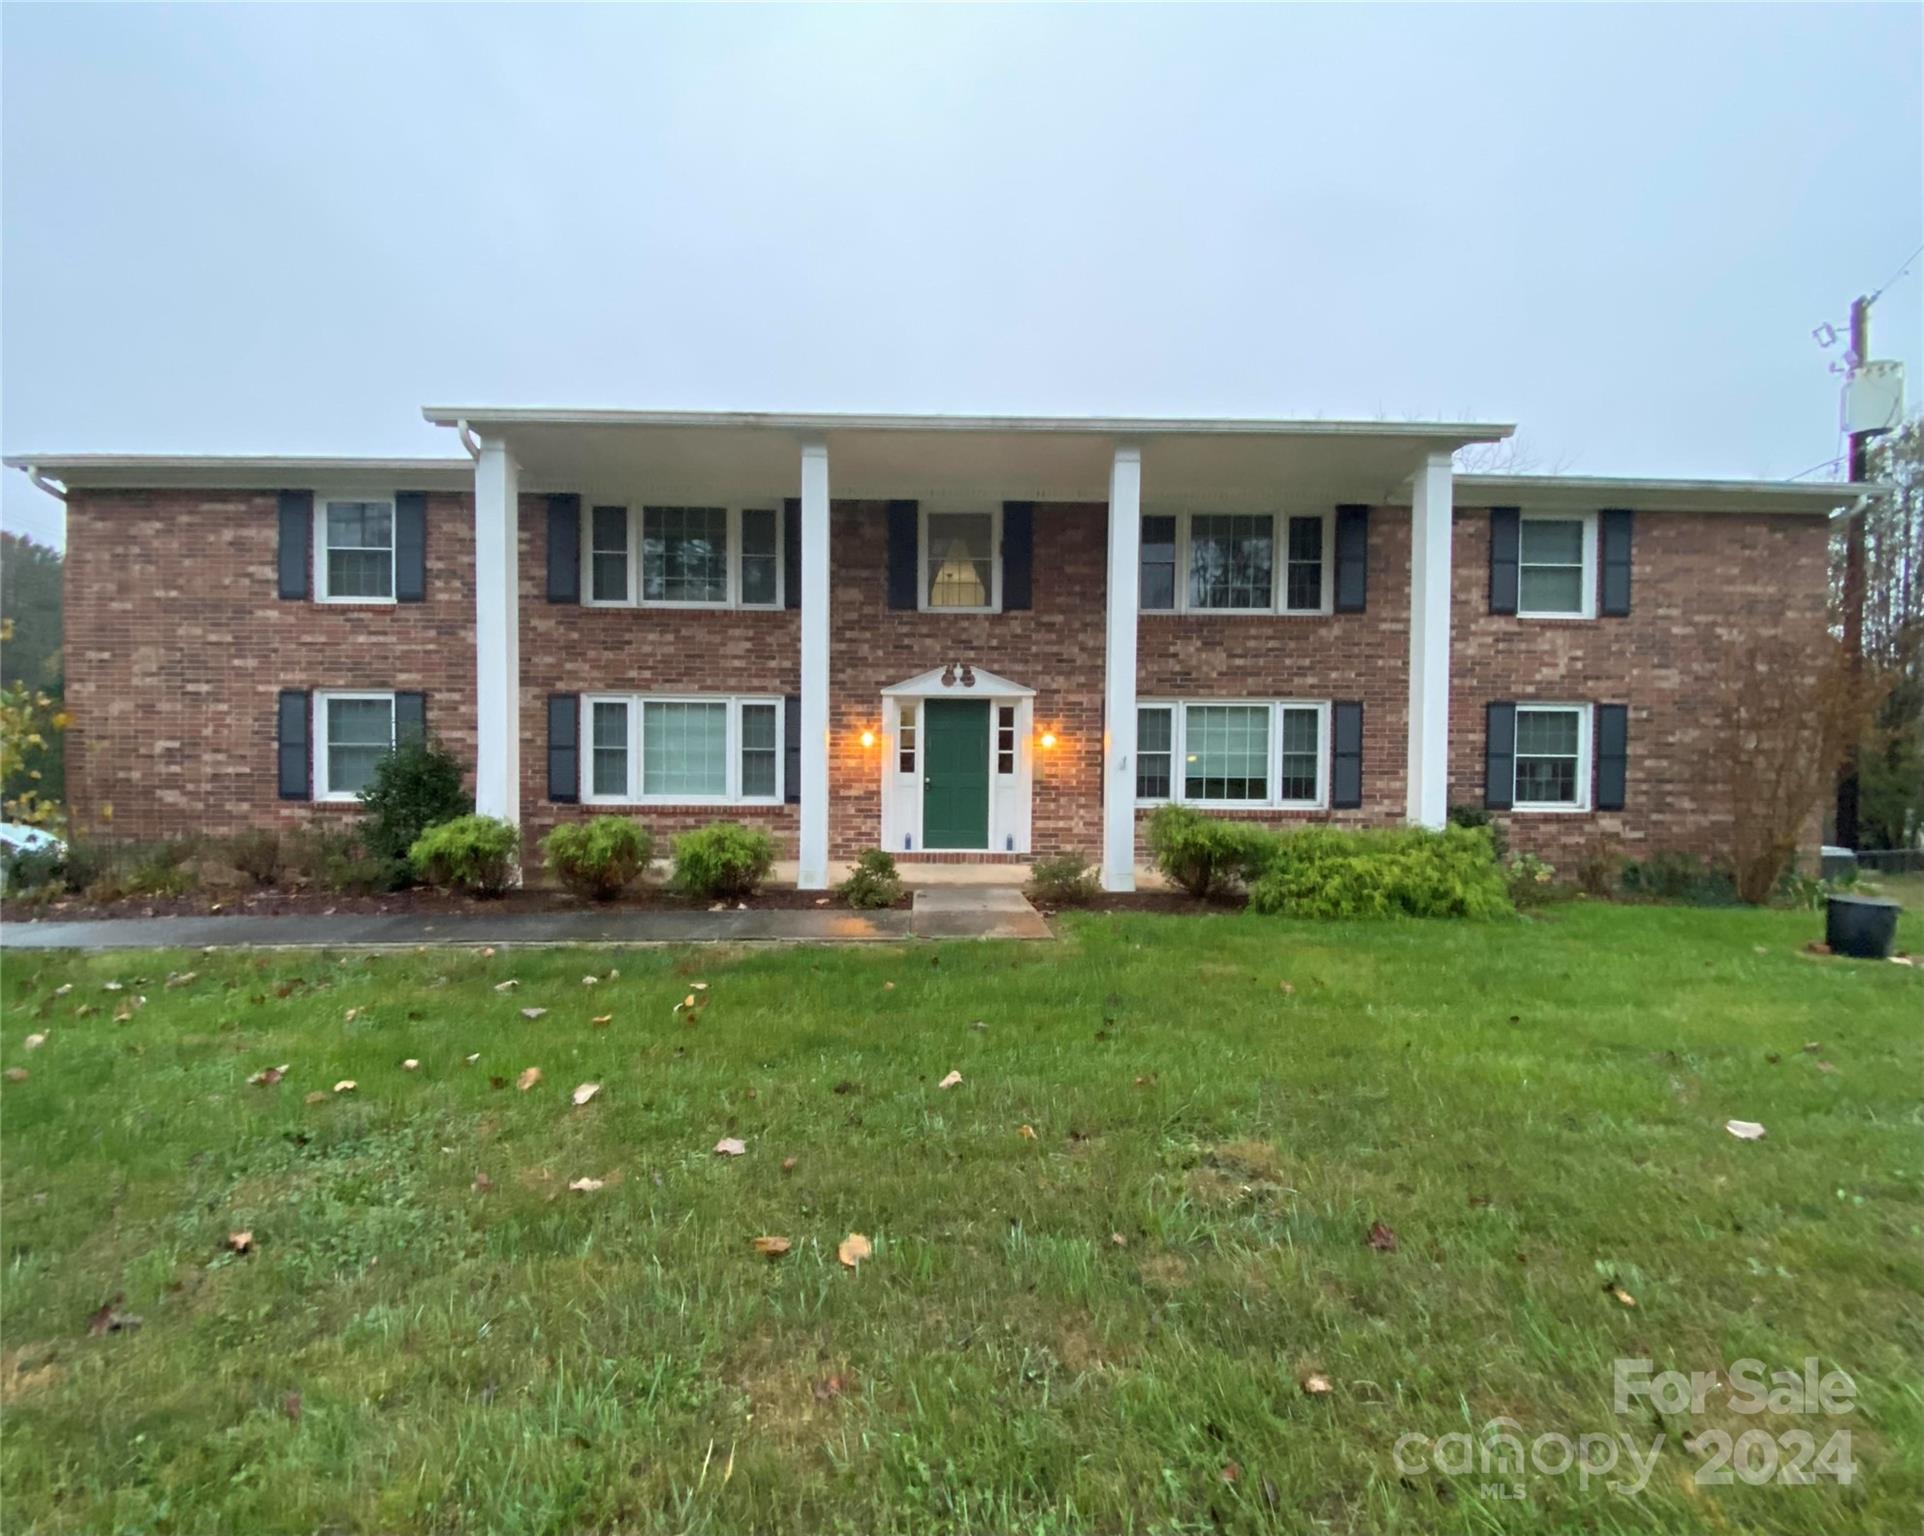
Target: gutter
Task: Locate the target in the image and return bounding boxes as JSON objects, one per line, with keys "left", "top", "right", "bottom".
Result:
{"left": 25, "top": 466, "right": 67, "bottom": 503}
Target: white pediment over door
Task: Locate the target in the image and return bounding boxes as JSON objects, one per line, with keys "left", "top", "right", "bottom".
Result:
{"left": 880, "top": 665, "right": 1035, "bottom": 699}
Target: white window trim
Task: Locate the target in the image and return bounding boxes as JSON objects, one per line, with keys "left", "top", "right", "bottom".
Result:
{"left": 1140, "top": 509, "right": 1332, "bottom": 617}
{"left": 580, "top": 504, "right": 784, "bottom": 611}
{"left": 313, "top": 494, "right": 398, "bottom": 605}
{"left": 313, "top": 689, "right": 396, "bottom": 802}
{"left": 917, "top": 505, "right": 1002, "bottom": 614}
{"left": 1511, "top": 702, "right": 1593, "bottom": 813}
{"left": 1516, "top": 510, "right": 1598, "bottom": 621}
{"left": 1134, "top": 698, "right": 1330, "bottom": 810}
{"left": 579, "top": 693, "right": 784, "bottom": 807}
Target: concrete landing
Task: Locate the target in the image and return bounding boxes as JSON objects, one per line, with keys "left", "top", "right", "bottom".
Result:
{"left": 910, "top": 886, "right": 1053, "bottom": 940}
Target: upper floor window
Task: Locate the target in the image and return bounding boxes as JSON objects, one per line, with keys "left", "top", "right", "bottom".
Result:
{"left": 581, "top": 693, "right": 783, "bottom": 805}
{"left": 1513, "top": 703, "right": 1590, "bottom": 810}
{"left": 316, "top": 690, "right": 395, "bottom": 800}
{"left": 1518, "top": 513, "right": 1596, "bottom": 619}
{"left": 583, "top": 505, "right": 782, "bottom": 610}
{"left": 318, "top": 499, "right": 395, "bottom": 601}
{"left": 1140, "top": 511, "right": 1330, "bottom": 616}
{"left": 1135, "top": 699, "right": 1328, "bottom": 809}
{"left": 922, "top": 510, "right": 999, "bottom": 611}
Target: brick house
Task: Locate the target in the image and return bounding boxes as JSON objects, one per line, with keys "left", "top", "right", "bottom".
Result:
{"left": 7, "top": 409, "right": 1855, "bottom": 889}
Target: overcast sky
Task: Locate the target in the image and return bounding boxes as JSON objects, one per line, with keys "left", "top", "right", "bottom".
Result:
{"left": 3, "top": 2, "right": 1920, "bottom": 548}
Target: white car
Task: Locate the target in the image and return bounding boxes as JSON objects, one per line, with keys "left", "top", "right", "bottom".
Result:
{"left": 0, "top": 822, "right": 65, "bottom": 892}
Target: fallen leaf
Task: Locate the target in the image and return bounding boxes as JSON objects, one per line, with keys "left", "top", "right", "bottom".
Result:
{"left": 1134, "top": 1073, "right": 1157, "bottom": 1087}
{"left": 1302, "top": 1371, "right": 1333, "bottom": 1395}
{"left": 343, "top": 1007, "right": 361, "bottom": 1024}
{"left": 516, "top": 1067, "right": 542, "bottom": 1092}
{"left": 679, "top": 994, "right": 697, "bottom": 1011}
{"left": 581, "top": 975, "right": 599, "bottom": 986}
{"left": 781, "top": 1155, "right": 799, "bottom": 1173}
{"left": 1725, "top": 1119, "right": 1767, "bottom": 1141}
{"left": 283, "top": 1391, "right": 302, "bottom": 1423}
{"left": 815, "top": 897, "right": 830, "bottom": 906}
{"left": 472, "top": 1172, "right": 494, "bottom": 1193}
{"left": 591, "top": 1014, "right": 613, "bottom": 1028}
{"left": 52, "top": 984, "right": 72, "bottom": 997}
{"left": 520, "top": 1007, "right": 548, "bottom": 1021}
{"left": 1802, "top": 942, "right": 1832, "bottom": 958}
{"left": 332, "top": 1080, "right": 357, "bottom": 1095}
{"left": 1220, "top": 1462, "right": 1241, "bottom": 1485}
{"left": 23, "top": 1033, "right": 46, "bottom": 1051}
{"left": 605, "top": 968, "right": 618, "bottom": 980}
{"left": 103, "top": 981, "right": 123, "bottom": 992}
{"left": 1017, "top": 1124, "right": 1037, "bottom": 1141}
{"left": 882, "top": 981, "right": 895, "bottom": 992}
{"left": 572, "top": 1082, "right": 601, "bottom": 1107}
{"left": 691, "top": 982, "right": 709, "bottom": 991}
{"left": 1816, "top": 1060, "right": 1839, "bottom": 1074}
{"left": 482, "top": 946, "right": 496, "bottom": 958}
{"left": 751, "top": 1235, "right": 792, "bottom": 1258}
{"left": 1891, "top": 954, "right": 1916, "bottom": 968}
{"left": 465, "top": 1053, "right": 480, "bottom": 1065}
{"left": 113, "top": 1008, "right": 134, "bottom": 1024}
{"left": 970, "top": 1020, "right": 987, "bottom": 1032}
{"left": 3, "top": 1068, "right": 28, "bottom": 1083}
{"left": 247, "top": 1064, "right": 288, "bottom": 1086}
{"left": 1607, "top": 1283, "right": 1637, "bottom": 1308}
{"left": 714, "top": 1137, "right": 746, "bottom": 1157}
{"left": 85, "top": 1294, "right": 141, "bottom": 1336}
{"left": 812, "top": 1373, "right": 849, "bottom": 1400}
{"left": 567, "top": 1176, "right": 604, "bottom": 1193}
{"left": 1366, "top": 1221, "right": 1398, "bottom": 1253}
{"left": 1278, "top": 980, "right": 1295, "bottom": 996}
{"left": 164, "top": 971, "right": 197, "bottom": 990}
{"left": 303, "top": 1090, "right": 328, "bottom": 1105}
{"left": 837, "top": 1232, "right": 872, "bottom": 1269}
{"left": 226, "top": 1230, "right": 254, "bottom": 1255}
{"left": 402, "top": 1059, "right": 420, "bottom": 1072}
{"left": 938, "top": 1070, "right": 963, "bottom": 1089}
{"left": 1802, "top": 1041, "right": 1822, "bottom": 1053}
{"left": 1110, "top": 1232, "right": 1127, "bottom": 1247}
{"left": 493, "top": 979, "right": 518, "bottom": 993}
{"left": 74, "top": 1005, "right": 96, "bottom": 1019}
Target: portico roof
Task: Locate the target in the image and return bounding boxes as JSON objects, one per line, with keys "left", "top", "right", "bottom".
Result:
{"left": 420, "top": 407, "right": 1514, "bottom": 506}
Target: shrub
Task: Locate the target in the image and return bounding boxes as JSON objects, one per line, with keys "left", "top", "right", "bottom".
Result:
{"left": 360, "top": 737, "right": 473, "bottom": 867}
{"left": 1028, "top": 851, "right": 1099, "bottom": 906}
{"left": 542, "top": 817, "right": 655, "bottom": 901}
{"left": 671, "top": 821, "right": 777, "bottom": 901}
{"left": 838, "top": 848, "right": 903, "bottom": 910}
{"left": 226, "top": 828, "right": 283, "bottom": 886}
{"left": 1447, "top": 803, "right": 1508, "bottom": 862}
{"left": 408, "top": 815, "right": 520, "bottom": 897}
{"left": 1247, "top": 824, "right": 1511, "bottom": 920}
{"left": 1145, "top": 805, "right": 1277, "bottom": 899}
{"left": 1504, "top": 851, "right": 1564, "bottom": 909}
{"left": 1620, "top": 851, "right": 1738, "bottom": 907}
{"left": 125, "top": 839, "right": 200, "bottom": 898}
{"left": 1575, "top": 838, "right": 1623, "bottom": 898}
{"left": 2, "top": 843, "right": 66, "bottom": 895}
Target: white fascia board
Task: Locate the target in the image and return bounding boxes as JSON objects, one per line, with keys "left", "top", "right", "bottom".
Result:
{"left": 1442, "top": 474, "right": 1882, "bottom": 517}
{"left": 5, "top": 455, "right": 473, "bottom": 491}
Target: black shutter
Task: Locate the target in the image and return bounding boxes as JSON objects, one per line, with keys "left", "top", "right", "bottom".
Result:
{"left": 783, "top": 498, "right": 801, "bottom": 611}
{"left": 277, "top": 491, "right": 311, "bottom": 600}
{"left": 1002, "top": 502, "right": 1034, "bottom": 611}
{"left": 395, "top": 691, "right": 427, "bottom": 746}
{"left": 886, "top": 500, "right": 919, "bottom": 610}
{"left": 1595, "top": 704, "right": 1628, "bottom": 811}
{"left": 1600, "top": 509, "right": 1633, "bottom": 617}
{"left": 783, "top": 694, "right": 802, "bottom": 805}
{"left": 1489, "top": 508, "right": 1520, "bottom": 615}
{"left": 1484, "top": 701, "right": 1517, "bottom": 810}
{"left": 1334, "top": 505, "right": 1369, "bottom": 613}
{"left": 1331, "top": 701, "right": 1364, "bottom": 808}
{"left": 395, "top": 492, "right": 427, "bottom": 602}
{"left": 546, "top": 694, "right": 579, "bottom": 803}
{"left": 277, "top": 689, "right": 311, "bottom": 800}
{"left": 546, "top": 494, "right": 581, "bottom": 604}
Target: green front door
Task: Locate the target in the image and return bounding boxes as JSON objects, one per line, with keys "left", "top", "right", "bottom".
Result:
{"left": 922, "top": 700, "right": 991, "bottom": 850}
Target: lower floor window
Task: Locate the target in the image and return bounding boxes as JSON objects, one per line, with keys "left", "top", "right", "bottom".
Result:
{"left": 1514, "top": 704, "right": 1588, "bottom": 809}
{"left": 1136, "top": 700, "right": 1327, "bottom": 808}
{"left": 319, "top": 692, "right": 395, "bottom": 800}
{"left": 582, "top": 694, "right": 782, "bottom": 804}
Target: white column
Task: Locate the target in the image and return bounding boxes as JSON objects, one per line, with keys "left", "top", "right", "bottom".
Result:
{"left": 474, "top": 436, "right": 521, "bottom": 827}
{"left": 797, "top": 441, "right": 832, "bottom": 889}
{"left": 1405, "top": 450, "right": 1454, "bottom": 828}
{"left": 1102, "top": 445, "right": 1142, "bottom": 891}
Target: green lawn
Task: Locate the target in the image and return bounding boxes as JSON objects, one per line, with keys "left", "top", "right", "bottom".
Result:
{"left": 2, "top": 901, "right": 1919, "bottom": 1534}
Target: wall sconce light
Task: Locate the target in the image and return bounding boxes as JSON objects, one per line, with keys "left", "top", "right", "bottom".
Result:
{"left": 940, "top": 663, "right": 957, "bottom": 688}
{"left": 1039, "top": 731, "right": 1058, "bottom": 750}
{"left": 859, "top": 729, "right": 877, "bottom": 749}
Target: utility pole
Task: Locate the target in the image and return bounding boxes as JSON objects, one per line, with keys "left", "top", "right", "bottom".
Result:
{"left": 1836, "top": 295, "right": 1872, "bottom": 850}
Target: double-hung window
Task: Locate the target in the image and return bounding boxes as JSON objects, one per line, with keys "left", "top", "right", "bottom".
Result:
{"left": 1135, "top": 701, "right": 1328, "bottom": 809}
{"left": 921, "top": 510, "right": 998, "bottom": 612}
{"left": 583, "top": 505, "right": 782, "bottom": 609}
{"left": 1518, "top": 513, "right": 1596, "bottom": 619}
{"left": 315, "top": 691, "right": 395, "bottom": 801}
{"left": 317, "top": 499, "right": 395, "bottom": 601}
{"left": 580, "top": 695, "right": 783, "bottom": 805}
{"left": 1513, "top": 704, "right": 1590, "bottom": 810}
{"left": 1140, "top": 511, "right": 1329, "bottom": 615}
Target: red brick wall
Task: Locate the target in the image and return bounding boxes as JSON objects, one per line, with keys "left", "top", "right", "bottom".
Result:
{"left": 1448, "top": 507, "right": 1832, "bottom": 866}
{"left": 1135, "top": 509, "right": 1411, "bottom": 836}
{"left": 62, "top": 487, "right": 475, "bottom": 841}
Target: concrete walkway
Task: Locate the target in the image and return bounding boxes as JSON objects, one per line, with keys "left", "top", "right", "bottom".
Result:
{"left": 0, "top": 887, "right": 1051, "bottom": 950}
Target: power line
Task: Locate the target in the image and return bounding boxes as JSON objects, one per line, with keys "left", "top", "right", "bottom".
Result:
{"left": 1867, "top": 240, "right": 1924, "bottom": 304}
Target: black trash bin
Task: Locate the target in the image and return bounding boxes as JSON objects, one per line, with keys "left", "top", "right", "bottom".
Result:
{"left": 1825, "top": 895, "right": 1901, "bottom": 960}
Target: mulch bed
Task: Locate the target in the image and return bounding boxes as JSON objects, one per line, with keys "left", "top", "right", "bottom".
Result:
{"left": 0, "top": 884, "right": 909, "bottom": 923}
{"left": 1032, "top": 891, "right": 1247, "bottom": 917}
